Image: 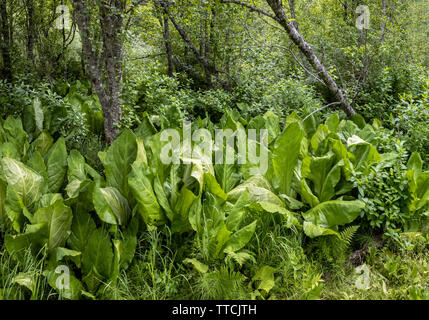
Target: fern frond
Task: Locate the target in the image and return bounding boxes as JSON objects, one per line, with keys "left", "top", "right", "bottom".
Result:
{"left": 340, "top": 225, "right": 360, "bottom": 246}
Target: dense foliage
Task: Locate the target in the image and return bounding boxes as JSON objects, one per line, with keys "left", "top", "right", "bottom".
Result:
{"left": 0, "top": 0, "right": 428, "bottom": 300}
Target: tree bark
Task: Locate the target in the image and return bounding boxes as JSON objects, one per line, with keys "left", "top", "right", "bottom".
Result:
{"left": 160, "top": 0, "right": 229, "bottom": 89}
{"left": 163, "top": 12, "right": 174, "bottom": 76}
{"left": 221, "top": 0, "right": 356, "bottom": 117}
{"left": 0, "top": 0, "right": 12, "bottom": 81}
{"left": 381, "top": 0, "right": 387, "bottom": 43}
{"left": 73, "top": 0, "right": 126, "bottom": 143}
{"left": 25, "top": 0, "right": 35, "bottom": 67}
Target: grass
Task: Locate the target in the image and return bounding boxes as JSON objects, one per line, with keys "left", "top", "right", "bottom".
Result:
{"left": 0, "top": 246, "right": 55, "bottom": 300}
{"left": 1, "top": 228, "right": 428, "bottom": 300}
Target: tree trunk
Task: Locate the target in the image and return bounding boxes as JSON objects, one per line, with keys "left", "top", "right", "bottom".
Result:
{"left": 0, "top": 0, "right": 12, "bottom": 81}
{"left": 163, "top": 12, "right": 174, "bottom": 76}
{"left": 266, "top": 0, "right": 355, "bottom": 116}
{"left": 381, "top": 0, "right": 387, "bottom": 43}
{"left": 73, "top": 0, "right": 125, "bottom": 143}
{"left": 221, "top": 0, "right": 356, "bottom": 116}
{"left": 160, "top": 0, "right": 225, "bottom": 88}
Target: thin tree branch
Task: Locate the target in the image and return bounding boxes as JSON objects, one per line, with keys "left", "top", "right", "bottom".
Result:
{"left": 301, "top": 102, "right": 342, "bottom": 123}
{"left": 220, "top": 0, "right": 277, "bottom": 20}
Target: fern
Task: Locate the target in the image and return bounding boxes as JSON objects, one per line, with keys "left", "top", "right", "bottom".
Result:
{"left": 195, "top": 266, "right": 247, "bottom": 299}
{"left": 340, "top": 225, "right": 360, "bottom": 247}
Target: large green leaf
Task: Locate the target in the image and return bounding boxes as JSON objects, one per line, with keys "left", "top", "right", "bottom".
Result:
{"left": 252, "top": 265, "right": 276, "bottom": 293}
{"left": 300, "top": 179, "right": 320, "bottom": 208}
{"left": 250, "top": 201, "right": 299, "bottom": 227}
{"left": 304, "top": 153, "right": 337, "bottom": 199}
{"left": 263, "top": 111, "right": 281, "bottom": 142}
{"left": 310, "top": 124, "right": 330, "bottom": 153}
{"left": 3, "top": 116, "right": 28, "bottom": 157}
{"left": 32, "top": 131, "right": 54, "bottom": 157}
{"left": 302, "top": 200, "right": 365, "bottom": 228}
{"left": 228, "top": 175, "right": 284, "bottom": 207}
{"left": 272, "top": 122, "right": 305, "bottom": 196}
{"left": 204, "top": 173, "right": 228, "bottom": 201}
{"left": 347, "top": 135, "right": 381, "bottom": 170}
{"left": 27, "top": 151, "right": 47, "bottom": 184}
{"left": 44, "top": 267, "right": 83, "bottom": 300}
{"left": 67, "top": 210, "right": 96, "bottom": 252}
{"left": 223, "top": 220, "right": 257, "bottom": 253}
{"left": 2, "top": 158, "right": 44, "bottom": 228}
{"left": 172, "top": 186, "right": 198, "bottom": 233}
{"left": 5, "top": 223, "right": 48, "bottom": 255}
{"left": 214, "top": 163, "right": 239, "bottom": 194}
{"left": 23, "top": 98, "right": 44, "bottom": 140}
{"left": 67, "top": 150, "right": 86, "bottom": 182}
{"left": 81, "top": 228, "right": 114, "bottom": 281}
{"left": 303, "top": 221, "right": 340, "bottom": 238}
{"left": 101, "top": 129, "right": 137, "bottom": 199}
{"left": 65, "top": 150, "right": 89, "bottom": 199}
{"left": 128, "top": 161, "right": 166, "bottom": 226}
{"left": 153, "top": 175, "right": 174, "bottom": 222}
{"left": 413, "top": 172, "right": 429, "bottom": 211}
{"left": 93, "top": 187, "right": 131, "bottom": 226}
{"left": 32, "top": 199, "right": 73, "bottom": 252}
{"left": 407, "top": 152, "right": 423, "bottom": 193}
{"left": 46, "top": 138, "right": 68, "bottom": 193}
{"left": 225, "top": 190, "right": 250, "bottom": 232}
{"left": 112, "top": 215, "right": 138, "bottom": 271}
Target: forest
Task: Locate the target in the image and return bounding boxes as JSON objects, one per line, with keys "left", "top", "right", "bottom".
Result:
{"left": 0, "top": 0, "right": 428, "bottom": 301}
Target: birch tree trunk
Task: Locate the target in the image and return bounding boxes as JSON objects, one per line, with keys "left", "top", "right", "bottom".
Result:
{"left": 222, "top": 0, "right": 357, "bottom": 117}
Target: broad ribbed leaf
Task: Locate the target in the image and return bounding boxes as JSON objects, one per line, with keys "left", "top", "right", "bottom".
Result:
{"left": 3, "top": 116, "right": 28, "bottom": 157}
{"left": 300, "top": 179, "right": 320, "bottom": 208}
{"left": 27, "top": 151, "right": 47, "bottom": 184}
{"left": 32, "top": 131, "right": 54, "bottom": 157}
{"left": 224, "top": 220, "right": 257, "bottom": 253}
{"left": 153, "top": 175, "right": 174, "bottom": 221}
{"left": 310, "top": 124, "right": 330, "bottom": 152}
{"left": 272, "top": 122, "right": 305, "bottom": 196}
{"left": 302, "top": 200, "right": 365, "bottom": 228}
{"left": 250, "top": 201, "right": 299, "bottom": 227}
{"left": 32, "top": 199, "right": 73, "bottom": 252}
{"left": 204, "top": 173, "right": 228, "bottom": 201}
{"left": 102, "top": 129, "right": 137, "bottom": 198}
{"left": 46, "top": 138, "right": 68, "bottom": 193}
{"left": 253, "top": 265, "right": 276, "bottom": 293}
{"left": 305, "top": 153, "right": 336, "bottom": 198}
{"left": 67, "top": 150, "right": 86, "bottom": 182}
{"left": 23, "top": 98, "right": 44, "bottom": 139}
{"left": 2, "top": 158, "right": 43, "bottom": 226}
{"left": 319, "top": 163, "right": 342, "bottom": 202}
{"left": 303, "top": 221, "right": 340, "bottom": 238}
{"left": 214, "top": 163, "right": 239, "bottom": 194}
{"left": 228, "top": 175, "right": 284, "bottom": 207}
{"left": 45, "top": 268, "right": 83, "bottom": 300}
{"left": 173, "top": 186, "right": 198, "bottom": 233}
{"left": 68, "top": 210, "right": 96, "bottom": 252}
{"left": 5, "top": 223, "right": 48, "bottom": 255}
{"left": 128, "top": 161, "right": 165, "bottom": 226}
{"left": 81, "top": 228, "right": 114, "bottom": 280}
{"left": 263, "top": 111, "right": 281, "bottom": 142}
{"left": 226, "top": 190, "right": 250, "bottom": 232}
{"left": 183, "top": 258, "right": 209, "bottom": 274}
